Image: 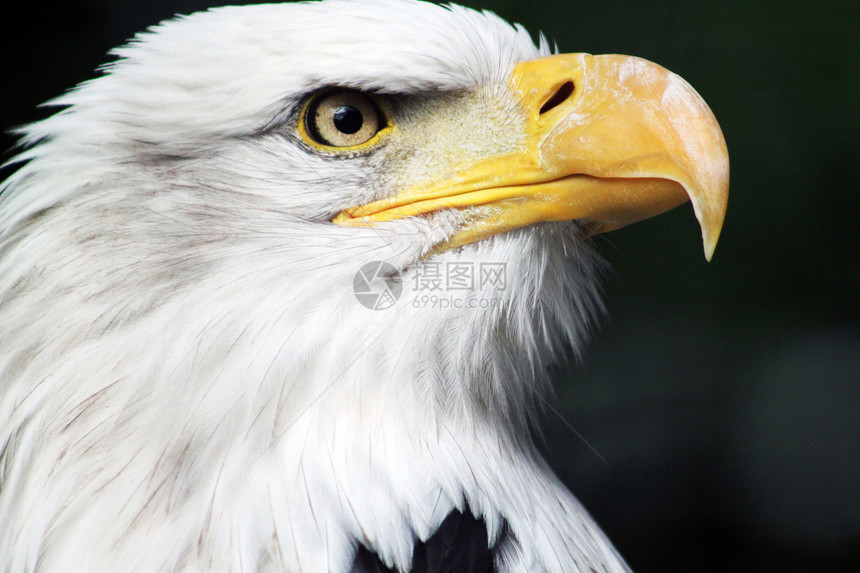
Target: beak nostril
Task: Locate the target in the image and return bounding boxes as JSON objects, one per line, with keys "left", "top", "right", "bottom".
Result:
{"left": 539, "top": 81, "right": 575, "bottom": 115}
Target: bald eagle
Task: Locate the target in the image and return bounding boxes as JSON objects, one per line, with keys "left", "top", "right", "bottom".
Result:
{"left": 0, "top": 1, "right": 728, "bottom": 572}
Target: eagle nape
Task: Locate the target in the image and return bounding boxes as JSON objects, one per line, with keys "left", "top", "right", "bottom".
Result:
{"left": 0, "top": 1, "right": 727, "bottom": 572}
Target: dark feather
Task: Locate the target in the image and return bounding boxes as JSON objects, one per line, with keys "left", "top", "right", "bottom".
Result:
{"left": 352, "top": 508, "right": 498, "bottom": 573}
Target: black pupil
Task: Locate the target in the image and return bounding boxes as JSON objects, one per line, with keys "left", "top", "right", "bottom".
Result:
{"left": 332, "top": 105, "right": 363, "bottom": 135}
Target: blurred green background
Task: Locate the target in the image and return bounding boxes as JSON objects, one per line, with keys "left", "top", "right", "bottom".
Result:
{"left": 2, "top": 1, "right": 857, "bottom": 571}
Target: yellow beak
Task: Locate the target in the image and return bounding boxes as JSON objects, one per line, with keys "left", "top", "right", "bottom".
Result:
{"left": 332, "top": 54, "right": 729, "bottom": 260}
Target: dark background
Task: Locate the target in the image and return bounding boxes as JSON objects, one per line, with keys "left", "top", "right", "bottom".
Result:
{"left": 2, "top": 1, "right": 858, "bottom": 571}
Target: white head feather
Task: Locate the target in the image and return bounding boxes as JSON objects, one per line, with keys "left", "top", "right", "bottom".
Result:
{"left": 0, "top": 1, "right": 626, "bottom": 571}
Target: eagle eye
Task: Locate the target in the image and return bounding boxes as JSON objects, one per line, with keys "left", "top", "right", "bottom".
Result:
{"left": 303, "top": 90, "right": 386, "bottom": 149}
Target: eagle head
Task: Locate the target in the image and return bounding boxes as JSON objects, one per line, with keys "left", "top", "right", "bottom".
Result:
{"left": 0, "top": 1, "right": 727, "bottom": 571}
